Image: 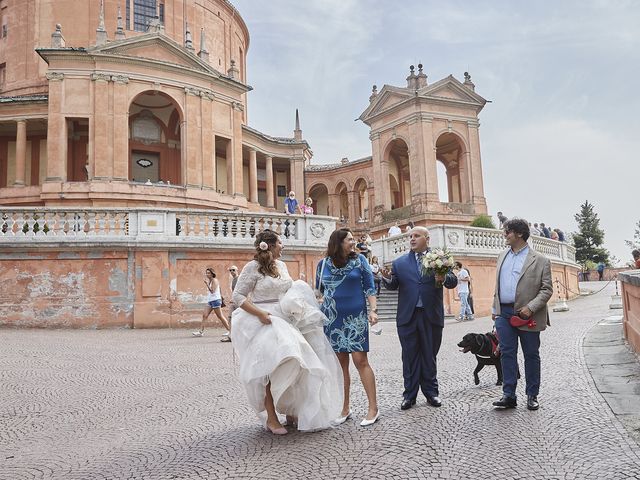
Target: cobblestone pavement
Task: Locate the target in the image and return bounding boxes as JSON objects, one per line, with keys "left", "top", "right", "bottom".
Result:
{"left": 2, "top": 282, "right": 640, "bottom": 480}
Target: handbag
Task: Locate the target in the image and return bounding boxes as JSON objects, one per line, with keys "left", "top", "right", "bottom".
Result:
{"left": 314, "top": 258, "right": 327, "bottom": 302}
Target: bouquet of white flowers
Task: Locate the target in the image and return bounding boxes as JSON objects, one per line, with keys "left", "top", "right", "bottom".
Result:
{"left": 420, "top": 248, "right": 454, "bottom": 287}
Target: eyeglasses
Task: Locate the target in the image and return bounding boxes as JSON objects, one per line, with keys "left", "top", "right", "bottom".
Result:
{"left": 229, "top": 269, "right": 237, "bottom": 272}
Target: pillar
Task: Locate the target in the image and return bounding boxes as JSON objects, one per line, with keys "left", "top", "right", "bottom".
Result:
{"left": 467, "top": 120, "right": 487, "bottom": 207}
{"left": 232, "top": 102, "right": 244, "bottom": 196}
{"left": 265, "top": 155, "right": 274, "bottom": 208}
{"left": 371, "top": 132, "right": 391, "bottom": 219}
{"left": 420, "top": 118, "right": 440, "bottom": 205}
{"left": 225, "top": 139, "right": 234, "bottom": 195}
{"left": 112, "top": 75, "right": 129, "bottom": 180}
{"left": 249, "top": 148, "right": 258, "bottom": 203}
{"left": 328, "top": 193, "right": 340, "bottom": 218}
{"left": 201, "top": 94, "right": 214, "bottom": 189}
{"left": 185, "top": 88, "right": 202, "bottom": 188}
{"left": 13, "top": 120, "right": 27, "bottom": 186}
{"left": 45, "top": 73, "right": 66, "bottom": 182}
{"left": 92, "top": 73, "right": 112, "bottom": 179}
{"left": 347, "top": 190, "right": 358, "bottom": 224}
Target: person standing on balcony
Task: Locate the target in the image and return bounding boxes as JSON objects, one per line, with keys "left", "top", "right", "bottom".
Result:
{"left": 300, "top": 197, "right": 314, "bottom": 215}
{"left": 497, "top": 212, "right": 508, "bottom": 228}
{"left": 388, "top": 221, "right": 402, "bottom": 237}
{"left": 317, "top": 228, "right": 380, "bottom": 426}
{"left": 491, "top": 218, "right": 553, "bottom": 411}
{"left": 380, "top": 227, "right": 457, "bottom": 411}
{"left": 193, "top": 267, "right": 231, "bottom": 341}
{"left": 284, "top": 191, "right": 301, "bottom": 215}
{"left": 540, "top": 223, "right": 551, "bottom": 238}
{"left": 633, "top": 249, "right": 640, "bottom": 269}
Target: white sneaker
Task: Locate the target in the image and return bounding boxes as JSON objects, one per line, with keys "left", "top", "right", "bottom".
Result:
{"left": 192, "top": 331, "right": 203, "bottom": 337}
{"left": 222, "top": 332, "right": 230, "bottom": 336}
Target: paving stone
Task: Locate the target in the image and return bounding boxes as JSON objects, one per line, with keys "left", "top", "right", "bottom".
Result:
{"left": 1, "top": 282, "right": 639, "bottom": 479}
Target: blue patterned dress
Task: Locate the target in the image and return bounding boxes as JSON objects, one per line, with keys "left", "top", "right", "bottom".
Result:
{"left": 316, "top": 254, "right": 377, "bottom": 353}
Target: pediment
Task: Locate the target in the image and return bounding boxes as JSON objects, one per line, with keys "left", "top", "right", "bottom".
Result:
{"left": 359, "top": 86, "right": 413, "bottom": 123}
{"left": 420, "top": 76, "right": 487, "bottom": 106}
{"left": 89, "top": 33, "right": 219, "bottom": 76}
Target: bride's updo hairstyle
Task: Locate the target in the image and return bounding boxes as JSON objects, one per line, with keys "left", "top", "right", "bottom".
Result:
{"left": 254, "top": 229, "right": 280, "bottom": 278}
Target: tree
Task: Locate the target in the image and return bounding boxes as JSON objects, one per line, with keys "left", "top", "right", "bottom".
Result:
{"left": 572, "top": 201, "right": 610, "bottom": 267}
{"left": 625, "top": 220, "right": 640, "bottom": 250}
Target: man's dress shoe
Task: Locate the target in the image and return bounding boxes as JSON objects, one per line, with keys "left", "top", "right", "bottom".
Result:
{"left": 426, "top": 396, "right": 442, "bottom": 407}
{"left": 492, "top": 395, "right": 517, "bottom": 409}
{"left": 527, "top": 395, "right": 539, "bottom": 411}
{"left": 400, "top": 398, "right": 416, "bottom": 410}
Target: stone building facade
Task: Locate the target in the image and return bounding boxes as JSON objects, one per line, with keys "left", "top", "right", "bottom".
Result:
{"left": 305, "top": 66, "right": 489, "bottom": 237}
{"left": 0, "top": 0, "right": 308, "bottom": 212}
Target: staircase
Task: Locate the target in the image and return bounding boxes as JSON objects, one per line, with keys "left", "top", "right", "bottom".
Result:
{"left": 377, "top": 288, "right": 399, "bottom": 323}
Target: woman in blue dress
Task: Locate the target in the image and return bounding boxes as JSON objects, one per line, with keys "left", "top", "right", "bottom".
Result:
{"left": 316, "top": 228, "right": 380, "bottom": 426}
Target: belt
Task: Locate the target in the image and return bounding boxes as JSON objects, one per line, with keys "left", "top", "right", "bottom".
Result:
{"left": 500, "top": 303, "right": 515, "bottom": 308}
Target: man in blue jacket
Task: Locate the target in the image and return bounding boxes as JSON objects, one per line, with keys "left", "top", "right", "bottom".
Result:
{"left": 382, "top": 227, "right": 457, "bottom": 410}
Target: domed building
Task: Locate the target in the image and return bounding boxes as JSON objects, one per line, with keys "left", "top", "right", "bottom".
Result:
{"left": 0, "top": 0, "right": 308, "bottom": 212}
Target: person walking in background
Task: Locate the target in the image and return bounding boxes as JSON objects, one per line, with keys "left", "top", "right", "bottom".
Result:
{"left": 193, "top": 267, "right": 231, "bottom": 341}
{"left": 317, "top": 228, "right": 380, "bottom": 427}
{"left": 497, "top": 212, "right": 508, "bottom": 228}
{"left": 550, "top": 229, "right": 559, "bottom": 241}
{"left": 300, "top": 197, "right": 314, "bottom": 215}
{"left": 540, "top": 223, "right": 551, "bottom": 238}
{"left": 370, "top": 256, "right": 382, "bottom": 296}
{"left": 405, "top": 221, "right": 415, "bottom": 232}
{"left": 454, "top": 261, "right": 473, "bottom": 322}
{"left": 556, "top": 229, "right": 565, "bottom": 242}
{"left": 492, "top": 218, "right": 553, "bottom": 411}
{"left": 597, "top": 262, "right": 605, "bottom": 281}
{"left": 531, "top": 223, "right": 542, "bottom": 236}
{"left": 381, "top": 227, "right": 457, "bottom": 410}
{"left": 228, "top": 265, "right": 240, "bottom": 320}
{"left": 632, "top": 250, "right": 640, "bottom": 268}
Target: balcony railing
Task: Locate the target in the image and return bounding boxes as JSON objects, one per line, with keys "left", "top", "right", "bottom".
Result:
{"left": 0, "top": 208, "right": 336, "bottom": 249}
{"left": 372, "top": 225, "right": 577, "bottom": 265}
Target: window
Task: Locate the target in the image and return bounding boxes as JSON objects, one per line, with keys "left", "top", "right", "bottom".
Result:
{"left": 2, "top": 24, "right": 6, "bottom": 38}
{"left": 159, "top": 3, "right": 164, "bottom": 23}
{"left": 127, "top": 0, "right": 157, "bottom": 32}
{"left": 0, "top": 63, "right": 5, "bottom": 87}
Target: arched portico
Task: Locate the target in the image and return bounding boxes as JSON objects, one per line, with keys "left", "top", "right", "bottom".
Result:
{"left": 384, "top": 138, "right": 411, "bottom": 209}
{"left": 353, "top": 177, "right": 369, "bottom": 221}
{"left": 308, "top": 182, "right": 329, "bottom": 216}
{"left": 435, "top": 132, "right": 469, "bottom": 204}
{"left": 128, "top": 91, "right": 183, "bottom": 185}
{"left": 335, "top": 182, "right": 349, "bottom": 221}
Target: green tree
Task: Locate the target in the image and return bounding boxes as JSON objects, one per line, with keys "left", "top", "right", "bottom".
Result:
{"left": 572, "top": 200, "right": 610, "bottom": 267}
{"left": 470, "top": 214, "right": 496, "bottom": 229}
{"left": 625, "top": 220, "right": 640, "bottom": 250}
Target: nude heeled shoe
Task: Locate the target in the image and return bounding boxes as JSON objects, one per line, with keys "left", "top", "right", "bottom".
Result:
{"left": 266, "top": 424, "right": 288, "bottom": 435}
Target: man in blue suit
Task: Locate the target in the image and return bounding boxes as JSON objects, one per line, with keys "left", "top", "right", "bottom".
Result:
{"left": 382, "top": 227, "right": 457, "bottom": 410}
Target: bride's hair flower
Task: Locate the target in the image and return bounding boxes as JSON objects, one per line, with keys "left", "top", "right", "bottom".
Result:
{"left": 259, "top": 241, "right": 269, "bottom": 251}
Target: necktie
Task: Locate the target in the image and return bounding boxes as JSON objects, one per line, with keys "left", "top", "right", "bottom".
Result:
{"left": 417, "top": 252, "right": 424, "bottom": 276}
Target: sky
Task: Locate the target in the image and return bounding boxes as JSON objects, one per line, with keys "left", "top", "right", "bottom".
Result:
{"left": 232, "top": 0, "right": 639, "bottom": 265}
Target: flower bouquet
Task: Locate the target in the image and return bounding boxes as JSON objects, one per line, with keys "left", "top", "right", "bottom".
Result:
{"left": 420, "top": 248, "right": 454, "bottom": 287}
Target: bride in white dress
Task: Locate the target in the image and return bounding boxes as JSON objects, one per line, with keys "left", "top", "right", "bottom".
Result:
{"left": 231, "top": 229, "right": 343, "bottom": 434}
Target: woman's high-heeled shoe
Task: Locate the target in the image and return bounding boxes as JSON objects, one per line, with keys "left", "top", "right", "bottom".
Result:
{"left": 360, "top": 410, "right": 380, "bottom": 427}
{"left": 332, "top": 410, "right": 352, "bottom": 426}
{"left": 266, "top": 424, "right": 288, "bottom": 435}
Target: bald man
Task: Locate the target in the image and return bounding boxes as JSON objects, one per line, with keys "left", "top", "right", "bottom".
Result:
{"left": 382, "top": 227, "right": 457, "bottom": 410}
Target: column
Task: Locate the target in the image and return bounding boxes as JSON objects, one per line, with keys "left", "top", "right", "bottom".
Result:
{"left": 420, "top": 117, "right": 439, "bottom": 205}
{"left": 112, "top": 75, "right": 129, "bottom": 180}
{"left": 225, "top": 139, "right": 234, "bottom": 195}
{"left": 291, "top": 157, "right": 305, "bottom": 201}
{"left": 347, "top": 190, "right": 358, "bottom": 224}
{"left": 231, "top": 102, "right": 244, "bottom": 196}
{"left": 467, "top": 120, "right": 486, "bottom": 206}
{"left": 370, "top": 132, "right": 391, "bottom": 219}
{"left": 265, "top": 155, "right": 274, "bottom": 208}
{"left": 201, "top": 93, "right": 215, "bottom": 189}
{"left": 14, "top": 120, "right": 27, "bottom": 186}
{"left": 249, "top": 148, "right": 258, "bottom": 203}
{"left": 45, "top": 73, "right": 66, "bottom": 182}
{"left": 184, "top": 88, "right": 202, "bottom": 188}
{"left": 92, "top": 73, "right": 112, "bottom": 179}
{"left": 328, "top": 193, "right": 340, "bottom": 218}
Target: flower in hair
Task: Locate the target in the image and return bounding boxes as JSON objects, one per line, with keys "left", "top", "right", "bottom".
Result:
{"left": 259, "top": 241, "right": 269, "bottom": 251}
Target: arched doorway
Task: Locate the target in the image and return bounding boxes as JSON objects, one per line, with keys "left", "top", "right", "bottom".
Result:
{"left": 435, "top": 133, "right": 467, "bottom": 203}
{"left": 129, "top": 91, "right": 182, "bottom": 185}
{"left": 335, "top": 182, "right": 349, "bottom": 222}
{"left": 354, "top": 178, "right": 369, "bottom": 222}
{"left": 385, "top": 139, "right": 411, "bottom": 209}
{"left": 308, "top": 183, "right": 329, "bottom": 216}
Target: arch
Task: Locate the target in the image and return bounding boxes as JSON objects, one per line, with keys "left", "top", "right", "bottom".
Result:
{"left": 384, "top": 138, "right": 411, "bottom": 209}
{"left": 308, "top": 182, "right": 330, "bottom": 216}
{"left": 128, "top": 91, "right": 183, "bottom": 185}
{"left": 353, "top": 177, "right": 369, "bottom": 222}
{"left": 435, "top": 132, "right": 468, "bottom": 203}
{"left": 335, "top": 181, "right": 349, "bottom": 221}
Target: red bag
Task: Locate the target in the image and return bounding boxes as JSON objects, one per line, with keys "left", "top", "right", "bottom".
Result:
{"left": 510, "top": 315, "right": 536, "bottom": 329}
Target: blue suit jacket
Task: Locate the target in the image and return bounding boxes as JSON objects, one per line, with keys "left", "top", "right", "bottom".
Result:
{"left": 384, "top": 251, "right": 458, "bottom": 327}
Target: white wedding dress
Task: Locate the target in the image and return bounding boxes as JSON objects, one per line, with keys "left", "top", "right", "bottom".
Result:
{"left": 231, "top": 260, "right": 344, "bottom": 431}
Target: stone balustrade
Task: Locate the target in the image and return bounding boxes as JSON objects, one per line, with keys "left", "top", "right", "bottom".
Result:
{"left": 0, "top": 208, "right": 335, "bottom": 249}
{"left": 372, "top": 225, "right": 577, "bottom": 266}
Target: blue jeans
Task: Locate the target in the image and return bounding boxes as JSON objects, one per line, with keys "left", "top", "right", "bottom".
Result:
{"left": 459, "top": 292, "right": 472, "bottom": 317}
{"left": 495, "top": 306, "right": 541, "bottom": 399}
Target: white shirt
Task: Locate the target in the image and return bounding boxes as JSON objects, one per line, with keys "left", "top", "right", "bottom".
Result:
{"left": 388, "top": 226, "right": 402, "bottom": 236}
{"left": 457, "top": 268, "right": 470, "bottom": 294}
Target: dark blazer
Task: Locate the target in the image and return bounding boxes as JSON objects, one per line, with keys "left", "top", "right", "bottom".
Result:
{"left": 384, "top": 250, "right": 458, "bottom": 327}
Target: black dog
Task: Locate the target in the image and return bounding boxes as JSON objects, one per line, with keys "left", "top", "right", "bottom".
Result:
{"left": 458, "top": 332, "right": 504, "bottom": 386}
